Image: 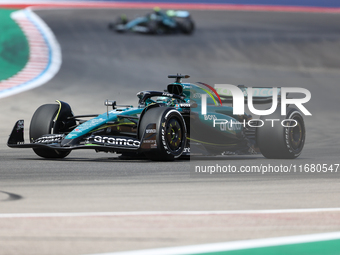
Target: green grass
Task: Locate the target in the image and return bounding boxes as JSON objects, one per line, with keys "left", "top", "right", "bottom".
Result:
{"left": 191, "top": 239, "right": 340, "bottom": 255}
{"left": 0, "top": 9, "right": 29, "bottom": 81}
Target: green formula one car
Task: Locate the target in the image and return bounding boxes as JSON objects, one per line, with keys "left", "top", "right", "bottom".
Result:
{"left": 7, "top": 74, "right": 306, "bottom": 160}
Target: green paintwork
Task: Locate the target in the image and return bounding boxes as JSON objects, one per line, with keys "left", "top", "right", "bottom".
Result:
{"left": 188, "top": 239, "right": 340, "bottom": 255}
{"left": 0, "top": 9, "right": 29, "bottom": 81}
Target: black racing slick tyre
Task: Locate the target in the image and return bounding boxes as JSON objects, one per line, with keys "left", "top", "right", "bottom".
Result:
{"left": 108, "top": 23, "right": 114, "bottom": 30}
{"left": 29, "top": 104, "right": 70, "bottom": 159}
{"left": 179, "top": 18, "right": 195, "bottom": 34}
{"left": 147, "top": 21, "right": 164, "bottom": 35}
{"left": 256, "top": 107, "right": 305, "bottom": 159}
{"left": 138, "top": 107, "right": 187, "bottom": 161}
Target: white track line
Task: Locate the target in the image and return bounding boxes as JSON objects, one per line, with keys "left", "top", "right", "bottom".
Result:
{"left": 86, "top": 231, "right": 340, "bottom": 255}
{"left": 1, "top": 208, "right": 340, "bottom": 218}
{"left": 0, "top": 8, "right": 61, "bottom": 98}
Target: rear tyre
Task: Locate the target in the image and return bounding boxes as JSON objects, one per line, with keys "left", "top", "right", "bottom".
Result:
{"left": 29, "top": 104, "right": 70, "bottom": 159}
{"left": 179, "top": 18, "right": 195, "bottom": 34}
{"left": 256, "top": 107, "right": 305, "bottom": 159}
{"left": 138, "top": 107, "right": 187, "bottom": 161}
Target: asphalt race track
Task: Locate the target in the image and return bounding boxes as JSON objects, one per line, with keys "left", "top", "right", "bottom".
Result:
{"left": 0, "top": 8, "right": 340, "bottom": 255}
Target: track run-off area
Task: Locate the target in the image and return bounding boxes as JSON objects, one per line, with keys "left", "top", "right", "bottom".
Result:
{"left": 0, "top": 1, "right": 340, "bottom": 254}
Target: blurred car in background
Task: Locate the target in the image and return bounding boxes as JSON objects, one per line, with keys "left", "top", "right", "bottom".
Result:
{"left": 108, "top": 8, "right": 195, "bottom": 35}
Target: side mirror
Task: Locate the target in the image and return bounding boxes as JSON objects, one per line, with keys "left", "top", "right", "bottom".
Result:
{"left": 105, "top": 100, "right": 116, "bottom": 109}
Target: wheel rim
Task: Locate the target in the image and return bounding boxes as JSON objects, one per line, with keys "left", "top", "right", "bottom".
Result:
{"left": 289, "top": 115, "right": 304, "bottom": 151}
{"left": 165, "top": 117, "right": 183, "bottom": 152}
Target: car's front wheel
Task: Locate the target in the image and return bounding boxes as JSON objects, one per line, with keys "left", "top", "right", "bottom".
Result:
{"left": 138, "top": 107, "right": 187, "bottom": 161}
{"left": 29, "top": 104, "right": 70, "bottom": 159}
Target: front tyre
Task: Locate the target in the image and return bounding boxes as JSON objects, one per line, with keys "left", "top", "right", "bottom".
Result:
{"left": 29, "top": 104, "right": 70, "bottom": 159}
{"left": 138, "top": 107, "right": 187, "bottom": 161}
{"left": 256, "top": 107, "right": 305, "bottom": 159}
{"left": 147, "top": 20, "right": 165, "bottom": 35}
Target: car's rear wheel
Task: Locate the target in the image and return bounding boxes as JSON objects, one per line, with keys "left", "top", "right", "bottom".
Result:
{"left": 256, "top": 107, "right": 305, "bottom": 159}
{"left": 138, "top": 107, "right": 187, "bottom": 161}
{"left": 29, "top": 104, "right": 70, "bottom": 159}
{"left": 179, "top": 18, "right": 195, "bottom": 34}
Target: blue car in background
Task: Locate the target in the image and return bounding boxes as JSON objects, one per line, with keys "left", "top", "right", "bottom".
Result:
{"left": 108, "top": 8, "right": 195, "bottom": 35}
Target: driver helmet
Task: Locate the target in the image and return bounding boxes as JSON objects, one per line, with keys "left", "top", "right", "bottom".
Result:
{"left": 153, "top": 7, "right": 161, "bottom": 13}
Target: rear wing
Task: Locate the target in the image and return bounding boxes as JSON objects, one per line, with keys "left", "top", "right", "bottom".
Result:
{"left": 215, "top": 85, "right": 282, "bottom": 105}
{"left": 166, "top": 10, "right": 190, "bottom": 18}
